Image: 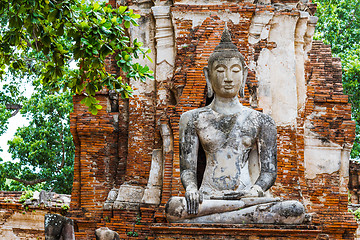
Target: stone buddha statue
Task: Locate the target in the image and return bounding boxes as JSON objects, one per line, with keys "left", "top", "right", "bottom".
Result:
{"left": 165, "top": 27, "right": 307, "bottom": 224}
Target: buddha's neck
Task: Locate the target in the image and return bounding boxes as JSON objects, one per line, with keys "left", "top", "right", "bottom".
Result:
{"left": 209, "top": 95, "right": 243, "bottom": 115}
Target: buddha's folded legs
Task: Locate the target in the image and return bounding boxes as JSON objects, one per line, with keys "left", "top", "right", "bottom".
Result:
{"left": 166, "top": 197, "right": 306, "bottom": 224}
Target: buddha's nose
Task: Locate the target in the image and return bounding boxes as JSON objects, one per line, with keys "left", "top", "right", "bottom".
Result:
{"left": 224, "top": 70, "right": 233, "bottom": 83}
{"left": 224, "top": 78, "right": 232, "bottom": 83}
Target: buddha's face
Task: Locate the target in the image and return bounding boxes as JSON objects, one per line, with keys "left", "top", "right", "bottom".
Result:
{"left": 209, "top": 57, "right": 244, "bottom": 98}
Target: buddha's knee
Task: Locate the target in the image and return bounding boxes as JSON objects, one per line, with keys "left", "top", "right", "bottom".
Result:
{"left": 165, "top": 197, "right": 187, "bottom": 222}
{"left": 274, "top": 200, "right": 305, "bottom": 217}
{"left": 271, "top": 200, "right": 306, "bottom": 224}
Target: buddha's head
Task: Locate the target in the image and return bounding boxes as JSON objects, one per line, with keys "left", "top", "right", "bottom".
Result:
{"left": 204, "top": 26, "right": 248, "bottom": 99}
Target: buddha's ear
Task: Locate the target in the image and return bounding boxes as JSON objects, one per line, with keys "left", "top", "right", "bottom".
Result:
{"left": 203, "top": 66, "right": 214, "bottom": 98}
{"left": 240, "top": 65, "right": 248, "bottom": 98}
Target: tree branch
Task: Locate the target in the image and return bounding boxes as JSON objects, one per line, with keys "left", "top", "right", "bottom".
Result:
{"left": 58, "top": 128, "right": 65, "bottom": 171}
{"left": 9, "top": 177, "right": 47, "bottom": 186}
{"left": 5, "top": 104, "right": 22, "bottom": 118}
{"left": 22, "top": 36, "right": 32, "bottom": 48}
{"left": 10, "top": 56, "right": 48, "bottom": 63}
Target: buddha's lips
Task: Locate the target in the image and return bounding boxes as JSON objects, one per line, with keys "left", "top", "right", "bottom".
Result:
{"left": 224, "top": 85, "right": 234, "bottom": 89}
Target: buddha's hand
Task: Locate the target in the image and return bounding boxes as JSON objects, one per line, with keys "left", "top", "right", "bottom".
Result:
{"left": 223, "top": 190, "right": 247, "bottom": 200}
{"left": 223, "top": 185, "right": 264, "bottom": 200}
{"left": 185, "top": 187, "right": 202, "bottom": 215}
{"left": 245, "top": 185, "right": 264, "bottom": 197}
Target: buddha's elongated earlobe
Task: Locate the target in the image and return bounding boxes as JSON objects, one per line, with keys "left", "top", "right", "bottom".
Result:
{"left": 204, "top": 66, "right": 214, "bottom": 98}
{"left": 240, "top": 66, "right": 248, "bottom": 98}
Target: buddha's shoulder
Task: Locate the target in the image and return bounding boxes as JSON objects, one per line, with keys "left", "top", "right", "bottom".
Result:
{"left": 180, "top": 106, "right": 275, "bottom": 124}
{"left": 245, "top": 108, "right": 275, "bottom": 126}
{"left": 180, "top": 107, "right": 212, "bottom": 121}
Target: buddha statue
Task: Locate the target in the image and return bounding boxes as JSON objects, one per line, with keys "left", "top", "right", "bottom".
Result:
{"left": 165, "top": 27, "right": 307, "bottom": 224}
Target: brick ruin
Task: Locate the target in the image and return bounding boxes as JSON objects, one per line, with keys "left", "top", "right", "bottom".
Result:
{"left": 67, "top": 0, "right": 358, "bottom": 239}
{"left": 0, "top": 191, "right": 71, "bottom": 239}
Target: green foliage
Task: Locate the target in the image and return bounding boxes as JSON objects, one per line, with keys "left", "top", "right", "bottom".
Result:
{"left": 0, "top": 0, "right": 153, "bottom": 193}
{"left": 60, "top": 204, "right": 69, "bottom": 215}
{"left": 0, "top": 104, "right": 10, "bottom": 136}
{"left": 61, "top": 204, "right": 69, "bottom": 211}
{"left": 19, "top": 190, "right": 34, "bottom": 203}
{"left": 127, "top": 231, "right": 138, "bottom": 237}
{"left": 314, "top": 0, "right": 360, "bottom": 54}
{"left": 313, "top": 0, "right": 360, "bottom": 159}
{"left": 135, "top": 214, "right": 141, "bottom": 225}
{"left": 0, "top": 0, "right": 153, "bottom": 115}
{"left": 350, "top": 208, "right": 360, "bottom": 221}
{"left": 0, "top": 82, "right": 74, "bottom": 194}
{"left": 0, "top": 178, "right": 46, "bottom": 192}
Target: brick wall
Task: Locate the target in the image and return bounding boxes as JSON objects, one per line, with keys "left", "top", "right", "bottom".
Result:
{"left": 302, "top": 41, "right": 356, "bottom": 237}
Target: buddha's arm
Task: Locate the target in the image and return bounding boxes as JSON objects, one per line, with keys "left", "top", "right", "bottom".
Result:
{"left": 179, "top": 111, "right": 200, "bottom": 214}
{"left": 254, "top": 114, "right": 277, "bottom": 192}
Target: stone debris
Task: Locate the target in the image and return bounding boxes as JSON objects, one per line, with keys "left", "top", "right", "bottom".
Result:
{"left": 0, "top": 190, "right": 71, "bottom": 209}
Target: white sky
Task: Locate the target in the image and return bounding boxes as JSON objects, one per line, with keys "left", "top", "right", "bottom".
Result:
{"left": 0, "top": 114, "right": 29, "bottom": 161}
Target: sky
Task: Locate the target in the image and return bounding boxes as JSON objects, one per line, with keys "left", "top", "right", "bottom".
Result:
{"left": 0, "top": 114, "right": 29, "bottom": 161}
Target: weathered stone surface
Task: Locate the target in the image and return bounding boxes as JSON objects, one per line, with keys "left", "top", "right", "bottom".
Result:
{"left": 166, "top": 197, "right": 282, "bottom": 221}
{"left": 113, "top": 184, "right": 144, "bottom": 209}
{"left": 95, "top": 227, "right": 120, "bottom": 240}
{"left": 142, "top": 149, "right": 164, "bottom": 205}
{"left": 44, "top": 214, "right": 75, "bottom": 240}
{"left": 103, "top": 188, "right": 119, "bottom": 210}
{"left": 142, "top": 188, "right": 162, "bottom": 205}
{"left": 168, "top": 199, "right": 305, "bottom": 224}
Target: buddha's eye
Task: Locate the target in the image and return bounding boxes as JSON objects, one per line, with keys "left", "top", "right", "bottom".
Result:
{"left": 232, "top": 67, "right": 241, "bottom": 73}
{"left": 216, "top": 67, "right": 225, "bottom": 73}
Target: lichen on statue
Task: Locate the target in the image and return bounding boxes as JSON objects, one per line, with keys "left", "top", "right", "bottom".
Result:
{"left": 165, "top": 26, "right": 307, "bottom": 224}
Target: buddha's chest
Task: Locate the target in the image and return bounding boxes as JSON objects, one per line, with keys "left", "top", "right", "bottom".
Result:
{"left": 195, "top": 113, "right": 258, "bottom": 153}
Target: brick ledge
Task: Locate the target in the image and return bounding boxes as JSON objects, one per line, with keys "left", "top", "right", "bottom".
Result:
{"left": 150, "top": 223, "right": 322, "bottom": 238}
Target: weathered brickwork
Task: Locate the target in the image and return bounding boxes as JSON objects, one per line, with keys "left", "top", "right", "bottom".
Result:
{"left": 301, "top": 41, "right": 356, "bottom": 238}
{"left": 67, "top": 1, "right": 358, "bottom": 239}
{"left": 70, "top": 93, "right": 121, "bottom": 220}
{"left": 124, "top": 88, "right": 156, "bottom": 185}
{"left": 305, "top": 42, "right": 354, "bottom": 146}
{"left": 272, "top": 126, "right": 302, "bottom": 200}
{"left": 151, "top": 223, "right": 322, "bottom": 239}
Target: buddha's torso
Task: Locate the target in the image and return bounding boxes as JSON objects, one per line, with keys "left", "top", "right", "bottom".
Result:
{"left": 191, "top": 106, "right": 260, "bottom": 199}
